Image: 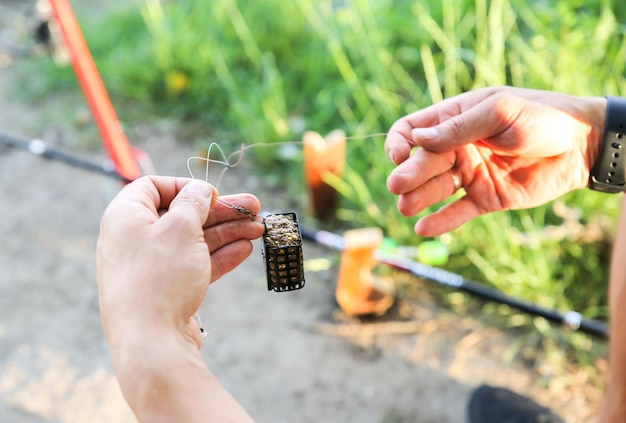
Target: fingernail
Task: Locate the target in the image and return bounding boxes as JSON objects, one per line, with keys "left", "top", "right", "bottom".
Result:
{"left": 185, "top": 180, "right": 213, "bottom": 199}
{"left": 412, "top": 127, "right": 438, "bottom": 141}
{"left": 386, "top": 149, "right": 396, "bottom": 163}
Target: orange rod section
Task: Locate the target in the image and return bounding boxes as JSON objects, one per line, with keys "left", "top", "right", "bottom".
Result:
{"left": 49, "top": 0, "right": 141, "bottom": 181}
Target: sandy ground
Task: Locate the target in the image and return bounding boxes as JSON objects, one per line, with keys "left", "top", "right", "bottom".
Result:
{"left": 0, "top": 2, "right": 606, "bottom": 422}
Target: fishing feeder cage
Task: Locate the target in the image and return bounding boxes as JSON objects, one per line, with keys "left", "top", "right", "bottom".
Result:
{"left": 263, "top": 212, "right": 305, "bottom": 292}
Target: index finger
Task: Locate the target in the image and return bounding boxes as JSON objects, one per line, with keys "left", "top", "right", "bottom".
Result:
{"left": 385, "top": 88, "right": 500, "bottom": 164}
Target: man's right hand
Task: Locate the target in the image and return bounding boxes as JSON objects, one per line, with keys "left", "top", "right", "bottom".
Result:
{"left": 385, "top": 86, "right": 607, "bottom": 236}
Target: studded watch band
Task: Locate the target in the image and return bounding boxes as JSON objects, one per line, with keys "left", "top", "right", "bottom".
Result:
{"left": 589, "top": 96, "right": 626, "bottom": 193}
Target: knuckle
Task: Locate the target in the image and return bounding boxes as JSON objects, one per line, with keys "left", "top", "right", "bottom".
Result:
{"left": 445, "top": 114, "right": 468, "bottom": 141}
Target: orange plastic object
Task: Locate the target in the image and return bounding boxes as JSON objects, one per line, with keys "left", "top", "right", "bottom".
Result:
{"left": 49, "top": 0, "right": 142, "bottom": 182}
{"left": 303, "top": 130, "right": 346, "bottom": 221}
{"left": 336, "top": 228, "right": 394, "bottom": 316}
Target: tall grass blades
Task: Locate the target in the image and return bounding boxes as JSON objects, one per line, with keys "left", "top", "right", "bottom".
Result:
{"left": 13, "top": 0, "right": 626, "bottom": 349}
{"left": 101, "top": 0, "right": 626, "bottom": 318}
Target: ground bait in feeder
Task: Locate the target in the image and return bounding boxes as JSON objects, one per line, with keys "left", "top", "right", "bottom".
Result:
{"left": 264, "top": 213, "right": 302, "bottom": 248}
{"left": 263, "top": 213, "right": 305, "bottom": 292}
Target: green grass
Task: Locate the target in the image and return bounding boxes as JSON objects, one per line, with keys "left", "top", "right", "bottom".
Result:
{"left": 12, "top": 0, "right": 626, "bottom": 360}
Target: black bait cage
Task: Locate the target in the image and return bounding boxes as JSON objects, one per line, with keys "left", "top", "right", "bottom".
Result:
{"left": 262, "top": 212, "right": 305, "bottom": 292}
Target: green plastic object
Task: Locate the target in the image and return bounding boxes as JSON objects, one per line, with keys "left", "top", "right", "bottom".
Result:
{"left": 380, "top": 238, "right": 449, "bottom": 266}
{"left": 380, "top": 237, "right": 398, "bottom": 253}
{"left": 416, "top": 240, "right": 449, "bottom": 266}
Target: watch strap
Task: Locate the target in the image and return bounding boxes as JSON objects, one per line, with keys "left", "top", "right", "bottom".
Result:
{"left": 589, "top": 96, "right": 626, "bottom": 193}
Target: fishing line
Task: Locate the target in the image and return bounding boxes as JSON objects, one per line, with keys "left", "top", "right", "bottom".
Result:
{"left": 186, "top": 133, "right": 388, "bottom": 294}
{"left": 194, "top": 312, "right": 215, "bottom": 338}
{"left": 186, "top": 141, "right": 264, "bottom": 223}
{"left": 187, "top": 133, "right": 388, "bottom": 185}
{"left": 3, "top": 127, "right": 606, "bottom": 334}
{"left": 220, "top": 132, "right": 387, "bottom": 163}
{"left": 186, "top": 132, "right": 388, "bottom": 222}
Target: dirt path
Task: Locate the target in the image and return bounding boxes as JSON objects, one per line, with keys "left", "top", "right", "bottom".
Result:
{"left": 0, "top": 3, "right": 605, "bottom": 422}
{"left": 0, "top": 65, "right": 472, "bottom": 423}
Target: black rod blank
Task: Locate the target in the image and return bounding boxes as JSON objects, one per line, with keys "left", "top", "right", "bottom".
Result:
{"left": 0, "top": 132, "right": 128, "bottom": 182}
{"left": 299, "top": 225, "right": 608, "bottom": 339}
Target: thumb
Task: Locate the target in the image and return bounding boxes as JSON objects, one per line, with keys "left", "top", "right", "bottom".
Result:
{"left": 412, "top": 99, "right": 509, "bottom": 153}
{"left": 166, "top": 180, "right": 219, "bottom": 228}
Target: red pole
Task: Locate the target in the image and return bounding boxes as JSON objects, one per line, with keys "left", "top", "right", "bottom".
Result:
{"left": 48, "top": 0, "right": 142, "bottom": 182}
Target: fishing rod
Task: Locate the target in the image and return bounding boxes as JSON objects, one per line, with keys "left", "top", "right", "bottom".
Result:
{"left": 2, "top": 128, "right": 608, "bottom": 339}
{"left": 0, "top": 131, "right": 129, "bottom": 182}
{"left": 299, "top": 225, "right": 609, "bottom": 340}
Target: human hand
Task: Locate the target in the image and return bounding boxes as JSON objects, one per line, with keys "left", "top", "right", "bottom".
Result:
{"left": 97, "top": 176, "right": 261, "bottom": 422}
{"left": 97, "top": 176, "right": 264, "bottom": 349}
{"left": 385, "top": 86, "right": 607, "bottom": 237}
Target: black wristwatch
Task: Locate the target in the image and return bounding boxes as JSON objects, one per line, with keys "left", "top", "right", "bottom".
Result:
{"left": 589, "top": 96, "right": 626, "bottom": 193}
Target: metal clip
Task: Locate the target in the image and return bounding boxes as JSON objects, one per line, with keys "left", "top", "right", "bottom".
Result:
{"left": 232, "top": 205, "right": 264, "bottom": 224}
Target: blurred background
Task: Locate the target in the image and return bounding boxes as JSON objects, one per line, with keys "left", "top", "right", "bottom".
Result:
{"left": 1, "top": 0, "right": 624, "bottom": 421}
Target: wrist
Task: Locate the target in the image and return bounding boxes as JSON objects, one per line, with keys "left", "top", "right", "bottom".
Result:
{"left": 110, "top": 325, "right": 253, "bottom": 423}
{"left": 599, "top": 380, "right": 626, "bottom": 422}
{"left": 585, "top": 97, "right": 609, "bottom": 177}
{"left": 111, "top": 327, "right": 204, "bottom": 419}
{"left": 589, "top": 96, "right": 626, "bottom": 193}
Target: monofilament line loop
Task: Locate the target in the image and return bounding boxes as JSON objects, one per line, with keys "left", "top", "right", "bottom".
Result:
{"left": 187, "top": 133, "right": 388, "bottom": 186}
{"left": 186, "top": 133, "right": 388, "bottom": 221}
{"left": 186, "top": 142, "right": 245, "bottom": 190}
